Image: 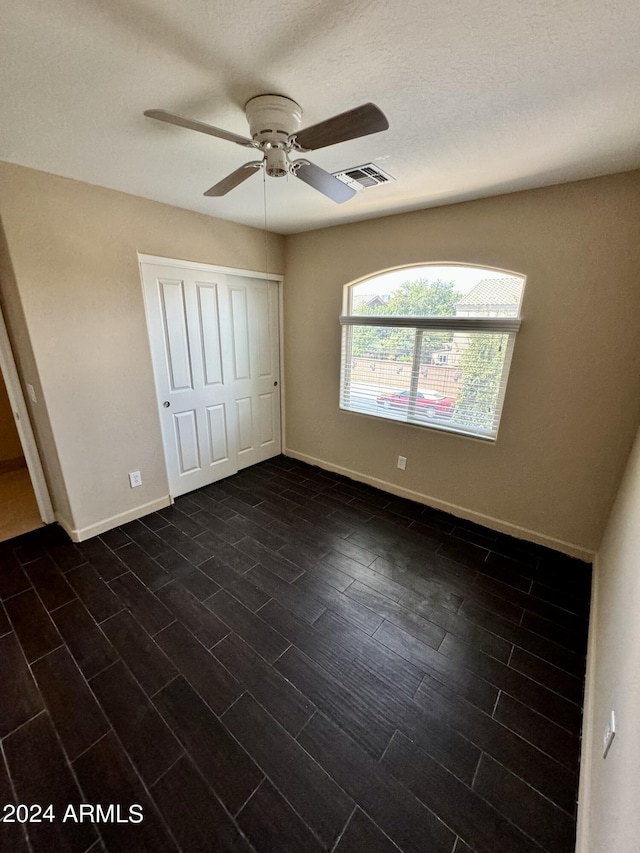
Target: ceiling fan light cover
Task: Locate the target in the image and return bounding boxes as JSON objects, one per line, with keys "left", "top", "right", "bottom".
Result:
{"left": 265, "top": 146, "right": 289, "bottom": 177}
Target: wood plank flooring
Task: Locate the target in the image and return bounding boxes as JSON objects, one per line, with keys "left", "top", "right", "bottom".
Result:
{"left": 0, "top": 456, "right": 591, "bottom": 853}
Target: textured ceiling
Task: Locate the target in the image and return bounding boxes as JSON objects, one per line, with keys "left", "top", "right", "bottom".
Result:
{"left": 1, "top": 0, "right": 639, "bottom": 234}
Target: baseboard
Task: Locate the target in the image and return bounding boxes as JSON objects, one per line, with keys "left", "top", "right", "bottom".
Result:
{"left": 56, "top": 496, "right": 173, "bottom": 543}
{"left": 574, "top": 556, "right": 599, "bottom": 852}
{"left": 285, "top": 448, "right": 595, "bottom": 561}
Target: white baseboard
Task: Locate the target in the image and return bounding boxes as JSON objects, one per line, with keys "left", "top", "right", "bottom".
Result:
{"left": 54, "top": 512, "right": 75, "bottom": 541}
{"left": 285, "top": 448, "right": 595, "bottom": 561}
{"left": 574, "top": 557, "right": 599, "bottom": 852}
{"left": 56, "top": 496, "right": 173, "bottom": 542}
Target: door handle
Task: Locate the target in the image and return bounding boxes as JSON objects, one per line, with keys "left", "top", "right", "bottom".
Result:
{"left": 163, "top": 401, "right": 170, "bottom": 408}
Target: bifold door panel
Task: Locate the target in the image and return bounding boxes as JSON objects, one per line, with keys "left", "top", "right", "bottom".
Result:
{"left": 141, "top": 262, "right": 281, "bottom": 497}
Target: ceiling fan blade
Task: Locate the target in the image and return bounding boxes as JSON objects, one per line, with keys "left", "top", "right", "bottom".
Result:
{"left": 144, "top": 109, "right": 257, "bottom": 148}
{"left": 293, "top": 103, "right": 389, "bottom": 151}
{"left": 203, "top": 161, "right": 263, "bottom": 196}
{"left": 292, "top": 160, "right": 356, "bottom": 203}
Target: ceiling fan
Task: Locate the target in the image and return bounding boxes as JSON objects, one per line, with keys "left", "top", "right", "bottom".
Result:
{"left": 144, "top": 95, "right": 389, "bottom": 203}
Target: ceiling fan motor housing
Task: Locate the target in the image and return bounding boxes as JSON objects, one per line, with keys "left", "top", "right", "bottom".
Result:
{"left": 244, "top": 95, "right": 302, "bottom": 150}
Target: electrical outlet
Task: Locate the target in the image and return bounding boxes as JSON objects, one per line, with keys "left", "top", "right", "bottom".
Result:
{"left": 603, "top": 709, "right": 616, "bottom": 758}
{"left": 129, "top": 471, "right": 142, "bottom": 488}
{"left": 27, "top": 384, "right": 37, "bottom": 403}
{"left": 397, "top": 456, "right": 407, "bottom": 471}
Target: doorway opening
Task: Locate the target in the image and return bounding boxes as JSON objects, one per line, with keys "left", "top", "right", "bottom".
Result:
{"left": 0, "top": 367, "right": 42, "bottom": 541}
{"left": 0, "top": 304, "right": 54, "bottom": 543}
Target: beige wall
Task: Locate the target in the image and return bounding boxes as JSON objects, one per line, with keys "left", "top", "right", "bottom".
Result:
{"left": 0, "top": 220, "right": 72, "bottom": 522}
{"left": 0, "top": 369, "right": 22, "bottom": 463}
{"left": 0, "top": 161, "right": 284, "bottom": 537}
{"left": 284, "top": 171, "right": 640, "bottom": 556}
{"left": 2, "top": 161, "right": 639, "bottom": 553}
{"left": 576, "top": 423, "right": 640, "bottom": 851}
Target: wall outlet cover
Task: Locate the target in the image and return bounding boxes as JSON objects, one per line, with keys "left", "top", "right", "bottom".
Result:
{"left": 129, "top": 471, "right": 142, "bottom": 488}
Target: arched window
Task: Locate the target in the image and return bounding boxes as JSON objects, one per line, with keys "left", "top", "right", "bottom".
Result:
{"left": 339, "top": 264, "right": 525, "bottom": 439}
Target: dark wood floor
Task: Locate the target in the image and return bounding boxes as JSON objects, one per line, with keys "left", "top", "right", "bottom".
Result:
{"left": 0, "top": 456, "right": 591, "bottom": 853}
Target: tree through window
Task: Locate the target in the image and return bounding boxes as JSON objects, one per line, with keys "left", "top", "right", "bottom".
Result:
{"left": 339, "top": 265, "right": 525, "bottom": 440}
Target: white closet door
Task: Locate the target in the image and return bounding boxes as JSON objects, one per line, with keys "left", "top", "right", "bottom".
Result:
{"left": 228, "top": 276, "right": 281, "bottom": 470}
{"left": 141, "top": 262, "right": 281, "bottom": 497}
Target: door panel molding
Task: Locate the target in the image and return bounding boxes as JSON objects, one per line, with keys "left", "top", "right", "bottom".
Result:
{"left": 196, "top": 283, "right": 224, "bottom": 387}
{"left": 159, "top": 278, "right": 193, "bottom": 391}
{"left": 174, "top": 410, "right": 201, "bottom": 473}
{"left": 206, "top": 404, "right": 229, "bottom": 463}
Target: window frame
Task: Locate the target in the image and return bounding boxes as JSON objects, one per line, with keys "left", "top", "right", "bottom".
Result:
{"left": 339, "top": 267, "right": 524, "bottom": 441}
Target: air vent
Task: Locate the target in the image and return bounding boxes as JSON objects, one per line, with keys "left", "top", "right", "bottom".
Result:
{"left": 332, "top": 163, "right": 394, "bottom": 191}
